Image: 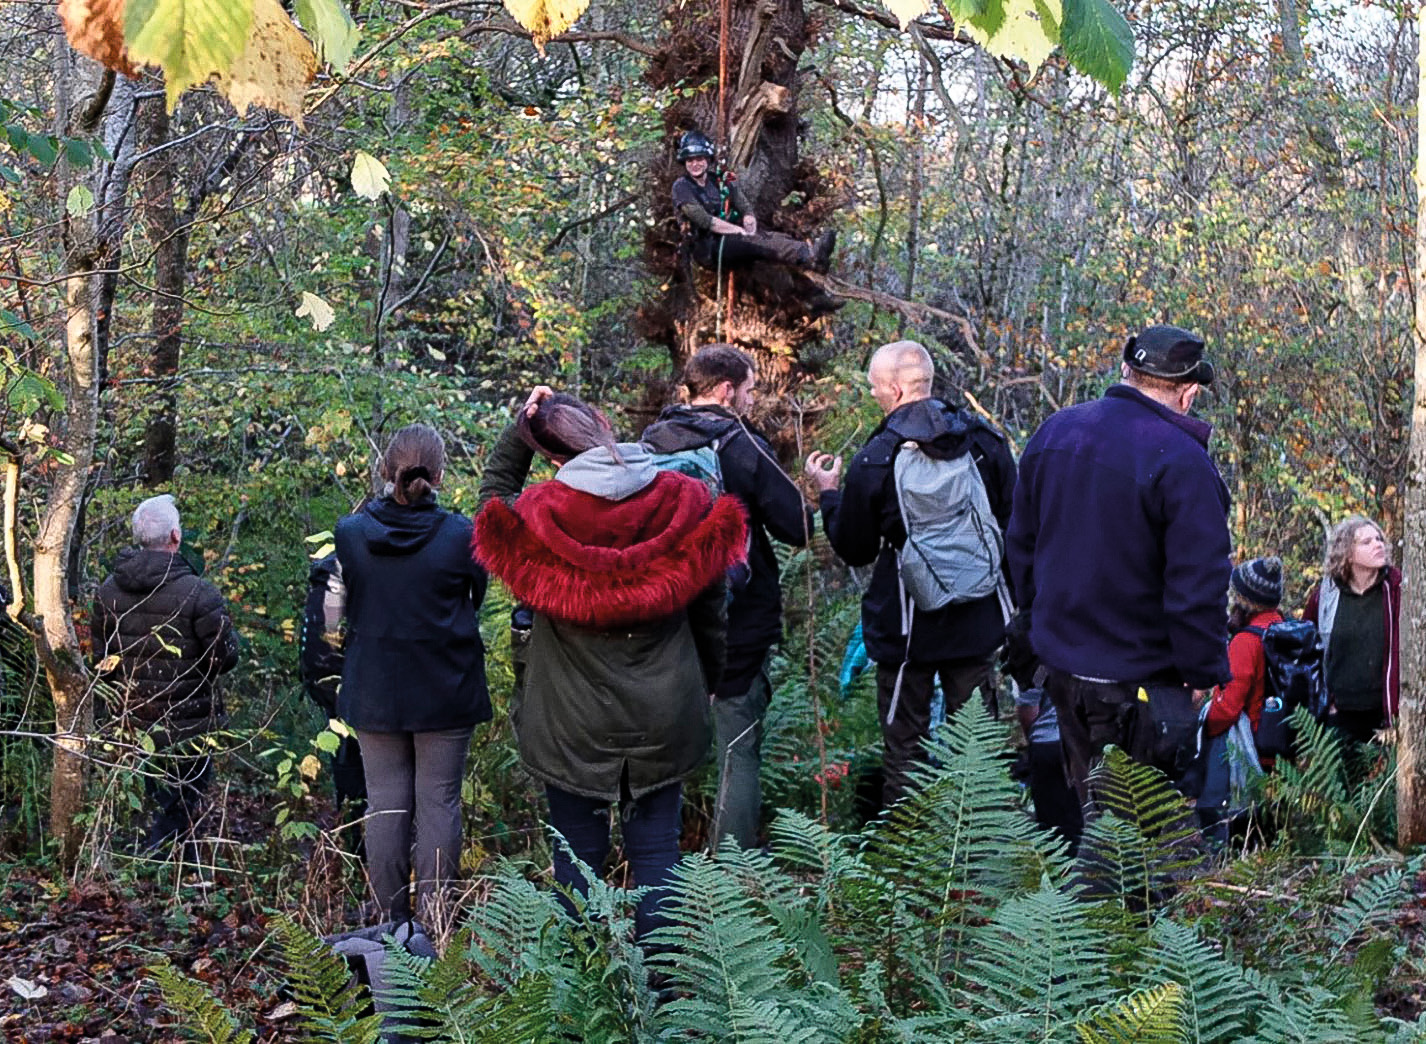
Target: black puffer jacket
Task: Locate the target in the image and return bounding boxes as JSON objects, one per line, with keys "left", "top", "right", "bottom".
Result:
{"left": 642, "top": 405, "right": 813, "bottom": 664}
{"left": 335, "top": 496, "right": 490, "bottom": 733}
{"left": 92, "top": 549, "right": 239, "bottom": 743}
{"left": 818, "top": 399, "right": 1017, "bottom": 666}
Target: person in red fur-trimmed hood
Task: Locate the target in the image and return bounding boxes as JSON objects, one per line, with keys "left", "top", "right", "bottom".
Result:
{"left": 474, "top": 388, "right": 747, "bottom": 939}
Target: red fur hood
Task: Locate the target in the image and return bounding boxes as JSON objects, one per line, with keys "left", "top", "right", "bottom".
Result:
{"left": 474, "top": 471, "right": 748, "bottom": 629}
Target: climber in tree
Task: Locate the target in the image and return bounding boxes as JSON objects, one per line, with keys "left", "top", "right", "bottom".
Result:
{"left": 671, "top": 130, "right": 838, "bottom": 287}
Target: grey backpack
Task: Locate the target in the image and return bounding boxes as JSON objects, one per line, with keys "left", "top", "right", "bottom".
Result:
{"left": 892, "top": 443, "right": 1004, "bottom": 612}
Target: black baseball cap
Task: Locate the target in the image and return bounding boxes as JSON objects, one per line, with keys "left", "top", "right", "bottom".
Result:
{"left": 1122, "top": 324, "right": 1214, "bottom": 385}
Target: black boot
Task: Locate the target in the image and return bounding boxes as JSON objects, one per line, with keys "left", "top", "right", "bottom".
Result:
{"left": 807, "top": 291, "right": 846, "bottom": 317}
{"left": 811, "top": 230, "right": 837, "bottom": 274}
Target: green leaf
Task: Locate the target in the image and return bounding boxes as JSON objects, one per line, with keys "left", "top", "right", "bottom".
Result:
{"left": 1059, "top": 0, "right": 1133, "bottom": 92}
{"left": 66, "top": 184, "right": 95, "bottom": 217}
{"left": 968, "top": 0, "right": 1007, "bottom": 39}
{"left": 945, "top": 0, "right": 988, "bottom": 18}
{"left": 125, "top": 0, "right": 255, "bottom": 111}
{"left": 314, "top": 729, "right": 340, "bottom": 754}
{"left": 63, "top": 138, "right": 94, "bottom": 168}
{"left": 6, "top": 370, "right": 64, "bottom": 414}
{"left": 0, "top": 164, "right": 18, "bottom": 184}
{"left": 0, "top": 308, "right": 36, "bottom": 340}
{"left": 5, "top": 125, "right": 25, "bottom": 151}
{"left": 295, "top": 0, "right": 360, "bottom": 72}
{"left": 26, "top": 133, "right": 58, "bottom": 166}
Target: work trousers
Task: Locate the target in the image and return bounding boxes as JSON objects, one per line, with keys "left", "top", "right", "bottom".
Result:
{"left": 357, "top": 725, "right": 473, "bottom": 921}
{"left": 693, "top": 231, "right": 811, "bottom": 269}
{"left": 546, "top": 782, "right": 684, "bottom": 941}
{"left": 710, "top": 665, "right": 771, "bottom": 851}
{"left": 875, "top": 656, "right": 995, "bottom": 810}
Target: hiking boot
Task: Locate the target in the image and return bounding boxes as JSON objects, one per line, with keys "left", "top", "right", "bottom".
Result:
{"left": 808, "top": 291, "right": 846, "bottom": 317}
{"left": 811, "top": 230, "right": 836, "bottom": 274}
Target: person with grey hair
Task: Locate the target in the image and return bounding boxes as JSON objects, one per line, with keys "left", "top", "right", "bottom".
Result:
{"left": 93, "top": 494, "right": 239, "bottom": 854}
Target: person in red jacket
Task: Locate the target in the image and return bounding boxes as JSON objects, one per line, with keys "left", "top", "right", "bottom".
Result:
{"left": 1197, "top": 556, "right": 1284, "bottom": 841}
{"left": 1303, "top": 516, "right": 1402, "bottom": 745}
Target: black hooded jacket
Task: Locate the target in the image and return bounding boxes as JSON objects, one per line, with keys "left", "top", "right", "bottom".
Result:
{"left": 642, "top": 405, "right": 813, "bottom": 681}
{"left": 334, "top": 496, "right": 490, "bottom": 732}
{"left": 818, "top": 398, "right": 1017, "bottom": 666}
{"left": 92, "top": 549, "right": 238, "bottom": 743}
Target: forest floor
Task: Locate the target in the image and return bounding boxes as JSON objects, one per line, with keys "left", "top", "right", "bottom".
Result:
{"left": 4, "top": 782, "right": 1426, "bottom": 1042}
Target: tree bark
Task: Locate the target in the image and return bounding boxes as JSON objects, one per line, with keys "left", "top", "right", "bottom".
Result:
{"left": 1396, "top": 9, "right": 1426, "bottom": 849}
{"left": 642, "top": 0, "right": 837, "bottom": 395}
{"left": 137, "top": 92, "right": 185, "bottom": 485}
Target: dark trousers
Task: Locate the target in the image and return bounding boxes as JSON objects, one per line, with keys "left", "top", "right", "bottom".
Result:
{"left": 357, "top": 726, "right": 473, "bottom": 921}
{"left": 546, "top": 782, "right": 683, "bottom": 941}
{"left": 1044, "top": 670, "right": 1139, "bottom": 813}
{"left": 1028, "top": 741, "right": 1083, "bottom": 849}
{"left": 692, "top": 231, "right": 810, "bottom": 269}
{"left": 711, "top": 648, "right": 771, "bottom": 851}
{"left": 875, "top": 657, "right": 994, "bottom": 809}
{"left": 144, "top": 752, "right": 212, "bottom": 853}
{"left": 1331, "top": 705, "right": 1385, "bottom": 745}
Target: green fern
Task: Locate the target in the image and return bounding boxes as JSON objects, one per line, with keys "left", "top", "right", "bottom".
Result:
{"left": 863, "top": 700, "right": 1061, "bottom": 983}
{"left": 959, "top": 878, "right": 1112, "bottom": 1040}
{"left": 1242, "top": 981, "right": 1365, "bottom": 1042}
{"left": 1144, "top": 918, "right": 1259, "bottom": 1042}
{"left": 1072, "top": 747, "right": 1206, "bottom": 963}
{"left": 1075, "top": 981, "right": 1187, "bottom": 1043}
{"left": 1327, "top": 863, "right": 1408, "bottom": 963}
{"left": 273, "top": 916, "right": 383, "bottom": 1043}
{"left": 147, "top": 960, "right": 254, "bottom": 1044}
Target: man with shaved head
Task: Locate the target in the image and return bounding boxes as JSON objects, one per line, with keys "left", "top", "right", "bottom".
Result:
{"left": 806, "top": 341, "right": 1016, "bottom": 810}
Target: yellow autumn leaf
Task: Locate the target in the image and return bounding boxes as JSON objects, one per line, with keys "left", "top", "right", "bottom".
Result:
{"left": 295, "top": 291, "right": 335, "bottom": 331}
{"left": 965, "top": 0, "right": 1061, "bottom": 75}
{"left": 125, "top": 0, "right": 253, "bottom": 111}
{"left": 298, "top": 754, "right": 322, "bottom": 780}
{"left": 213, "top": 0, "right": 317, "bottom": 124}
{"left": 350, "top": 151, "right": 391, "bottom": 200}
{"left": 503, "top": 0, "right": 591, "bottom": 54}
{"left": 883, "top": 0, "right": 929, "bottom": 30}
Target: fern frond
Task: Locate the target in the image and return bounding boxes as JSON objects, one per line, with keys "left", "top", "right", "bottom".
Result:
{"left": 147, "top": 961, "right": 255, "bottom": 1044}
{"left": 1242, "top": 982, "right": 1364, "bottom": 1043}
{"left": 960, "top": 878, "right": 1111, "bottom": 1034}
{"left": 1072, "top": 748, "right": 1206, "bottom": 962}
{"left": 376, "top": 931, "right": 488, "bottom": 1042}
{"left": 273, "top": 916, "right": 383, "bottom": 1043}
{"left": 1327, "top": 864, "right": 1407, "bottom": 962}
{"left": 863, "top": 700, "right": 1060, "bottom": 984}
{"left": 768, "top": 807, "right": 869, "bottom": 892}
{"left": 462, "top": 861, "right": 567, "bottom": 988}
{"left": 1145, "top": 917, "right": 1261, "bottom": 1042}
{"left": 1075, "top": 981, "right": 1187, "bottom": 1044}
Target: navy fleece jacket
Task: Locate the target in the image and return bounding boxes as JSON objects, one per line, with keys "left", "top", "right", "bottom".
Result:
{"left": 1005, "top": 384, "right": 1231, "bottom": 689}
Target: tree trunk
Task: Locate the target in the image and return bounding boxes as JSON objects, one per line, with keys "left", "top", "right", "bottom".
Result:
{"left": 641, "top": 0, "right": 837, "bottom": 394}
{"left": 1396, "top": 9, "right": 1426, "bottom": 849}
{"left": 137, "top": 92, "right": 185, "bottom": 485}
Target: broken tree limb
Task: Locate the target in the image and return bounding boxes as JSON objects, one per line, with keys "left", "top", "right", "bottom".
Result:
{"left": 802, "top": 271, "right": 979, "bottom": 350}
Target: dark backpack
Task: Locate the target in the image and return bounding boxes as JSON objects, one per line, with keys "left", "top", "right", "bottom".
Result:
{"left": 1245, "top": 620, "right": 1324, "bottom": 759}
{"left": 300, "top": 554, "right": 344, "bottom": 718}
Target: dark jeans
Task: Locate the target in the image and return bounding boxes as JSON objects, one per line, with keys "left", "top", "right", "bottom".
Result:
{"left": 875, "top": 656, "right": 995, "bottom": 809}
{"left": 357, "top": 726, "right": 473, "bottom": 921}
{"left": 546, "top": 782, "right": 683, "bottom": 941}
{"left": 144, "top": 751, "right": 212, "bottom": 853}
{"left": 711, "top": 659, "right": 770, "bottom": 851}
{"left": 1028, "top": 741, "right": 1083, "bottom": 850}
{"left": 692, "top": 231, "right": 811, "bottom": 269}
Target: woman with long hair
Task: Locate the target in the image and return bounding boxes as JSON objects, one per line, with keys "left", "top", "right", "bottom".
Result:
{"left": 1303, "top": 516, "right": 1402, "bottom": 744}
{"left": 474, "top": 389, "right": 745, "bottom": 938}
{"left": 329, "top": 423, "right": 490, "bottom": 922}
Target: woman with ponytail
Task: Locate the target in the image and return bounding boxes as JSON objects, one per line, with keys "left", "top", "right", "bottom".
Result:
{"left": 475, "top": 389, "right": 746, "bottom": 939}
{"left": 330, "top": 423, "right": 490, "bottom": 923}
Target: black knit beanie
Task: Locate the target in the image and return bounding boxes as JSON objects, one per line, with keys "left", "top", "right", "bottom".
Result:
{"left": 1231, "top": 556, "right": 1283, "bottom": 608}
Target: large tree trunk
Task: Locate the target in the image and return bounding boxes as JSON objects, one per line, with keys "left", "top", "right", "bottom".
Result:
{"left": 1396, "top": 9, "right": 1426, "bottom": 849}
{"left": 641, "top": 0, "right": 837, "bottom": 394}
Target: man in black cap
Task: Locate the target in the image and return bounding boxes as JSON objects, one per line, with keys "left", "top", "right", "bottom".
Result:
{"left": 1004, "top": 325, "right": 1231, "bottom": 831}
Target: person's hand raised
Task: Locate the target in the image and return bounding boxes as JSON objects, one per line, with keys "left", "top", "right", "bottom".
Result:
{"left": 804, "top": 451, "right": 843, "bottom": 494}
{"left": 522, "top": 386, "right": 555, "bottom": 417}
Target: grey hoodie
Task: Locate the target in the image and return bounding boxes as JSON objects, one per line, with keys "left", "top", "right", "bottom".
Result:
{"left": 555, "top": 443, "right": 658, "bottom": 501}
